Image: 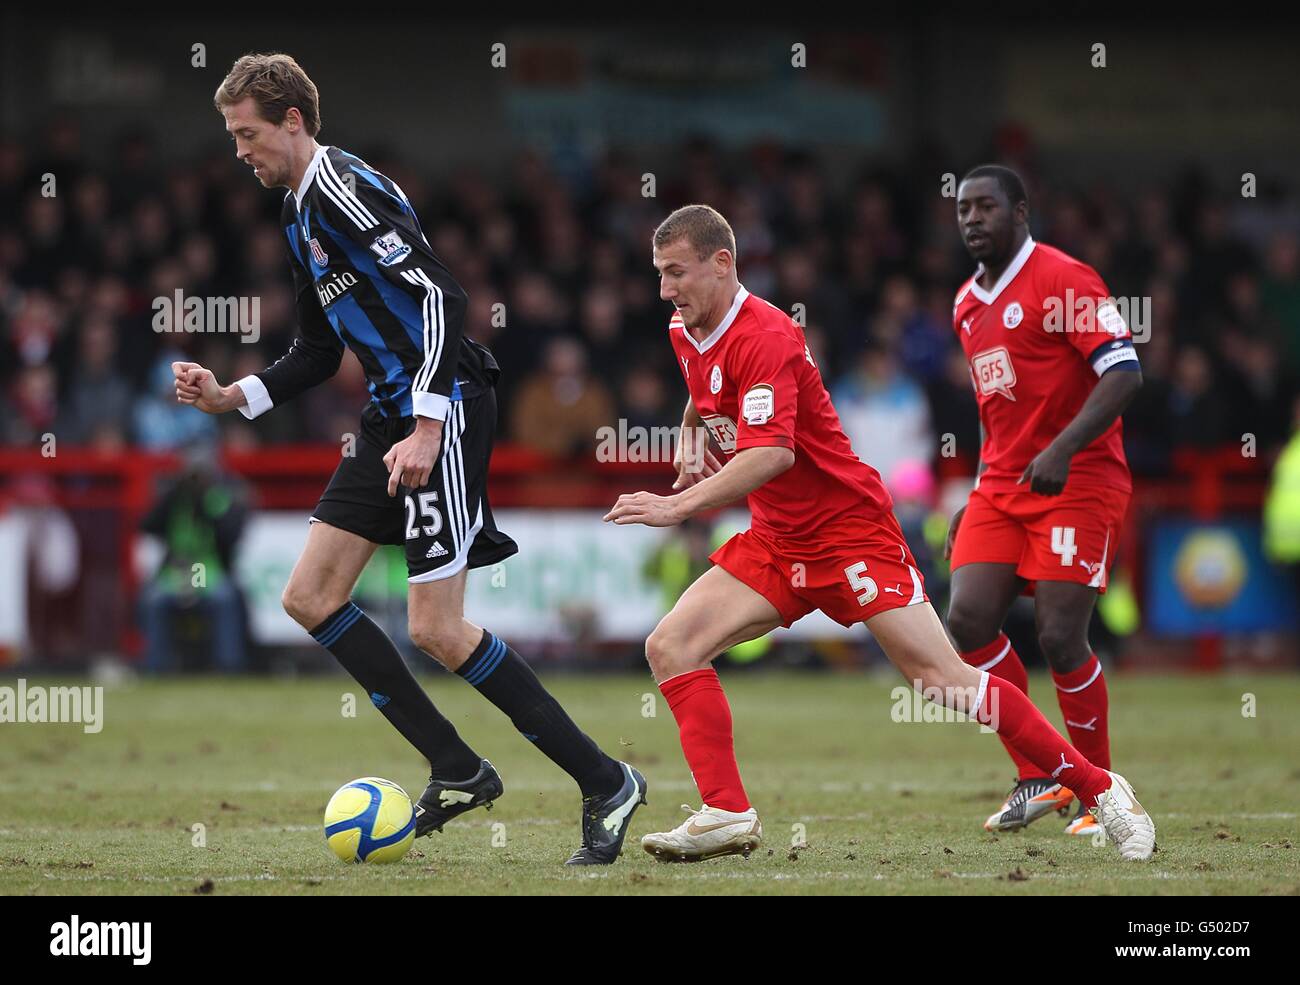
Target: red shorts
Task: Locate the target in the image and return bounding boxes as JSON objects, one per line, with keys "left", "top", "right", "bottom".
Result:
{"left": 950, "top": 484, "right": 1128, "bottom": 593}
{"left": 710, "top": 514, "right": 930, "bottom": 629}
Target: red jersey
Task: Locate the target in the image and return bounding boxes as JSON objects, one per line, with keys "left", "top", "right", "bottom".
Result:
{"left": 669, "top": 286, "right": 894, "bottom": 540}
{"left": 952, "top": 238, "right": 1138, "bottom": 494}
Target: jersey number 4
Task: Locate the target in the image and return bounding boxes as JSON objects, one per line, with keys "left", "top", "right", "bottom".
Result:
{"left": 1051, "top": 526, "right": 1077, "bottom": 566}
{"left": 405, "top": 492, "right": 443, "bottom": 540}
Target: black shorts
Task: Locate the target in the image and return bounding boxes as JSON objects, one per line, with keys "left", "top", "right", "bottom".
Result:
{"left": 312, "top": 392, "right": 519, "bottom": 581}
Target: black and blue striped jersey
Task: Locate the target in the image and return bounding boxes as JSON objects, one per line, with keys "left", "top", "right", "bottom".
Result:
{"left": 235, "top": 144, "right": 497, "bottom": 426}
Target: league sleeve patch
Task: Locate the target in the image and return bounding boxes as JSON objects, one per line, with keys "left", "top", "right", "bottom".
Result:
{"left": 1095, "top": 299, "right": 1129, "bottom": 337}
{"left": 742, "top": 384, "right": 775, "bottom": 425}
{"left": 370, "top": 230, "right": 412, "bottom": 267}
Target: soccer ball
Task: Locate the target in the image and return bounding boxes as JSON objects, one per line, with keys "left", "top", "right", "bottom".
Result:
{"left": 323, "top": 776, "right": 416, "bottom": 863}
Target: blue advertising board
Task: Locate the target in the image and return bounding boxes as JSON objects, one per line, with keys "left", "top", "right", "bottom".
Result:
{"left": 1147, "top": 519, "right": 1298, "bottom": 635}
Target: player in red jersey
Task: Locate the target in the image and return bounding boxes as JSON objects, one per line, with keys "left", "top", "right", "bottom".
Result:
{"left": 945, "top": 165, "right": 1145, "bottom": 838}
{"left": 605, "top": 205, "right": 1155, "bottom": 862}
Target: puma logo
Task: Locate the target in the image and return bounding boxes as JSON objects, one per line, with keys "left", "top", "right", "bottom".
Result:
{"left": 601, "top": 771, "right": 642, "bottom": 836}
{"left": 1051, "top": 753, "right": 1073, "bottom": 779}
{"left": 1067, "top": 717, "right": 1098, "bottom": 731}
{"left": 883, "top": 585, "right": 904, "bottom": 596}
{"left": 439, "top": 789, "right": 475, "bottom": 807}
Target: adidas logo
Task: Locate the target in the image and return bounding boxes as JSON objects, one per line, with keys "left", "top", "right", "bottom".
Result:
{"left": 425, "top": 543, "right": 448, "bottom": 559}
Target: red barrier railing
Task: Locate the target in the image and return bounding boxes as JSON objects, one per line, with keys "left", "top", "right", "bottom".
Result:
{"left": 0, "top": 444, "right": 681, "bottom": 659}
{"left": 0, "top": 444, "right": 1272, "bottom": 662}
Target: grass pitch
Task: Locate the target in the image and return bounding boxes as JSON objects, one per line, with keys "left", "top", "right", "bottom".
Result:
{"left": 2, "top": 671, "right": 1297, "bottom": 895}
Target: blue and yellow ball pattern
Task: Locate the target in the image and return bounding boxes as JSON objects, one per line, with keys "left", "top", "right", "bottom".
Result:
{"left": 323, "top": 776, "right": 416, "bottom": 863}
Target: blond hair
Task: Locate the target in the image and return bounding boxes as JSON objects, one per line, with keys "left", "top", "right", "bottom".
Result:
{"left": 653, "top": 205, "right": 737, "bottom": 262}
{"left": 214, "top": 53, "right": 321, "bottom": 136}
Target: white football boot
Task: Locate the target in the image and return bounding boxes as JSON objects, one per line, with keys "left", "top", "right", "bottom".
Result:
{"left": 1090, "top": 771, "right": 1156, "bottom": 861}
{"left": 641, "top": 804, "right": 763, "bottom": 862}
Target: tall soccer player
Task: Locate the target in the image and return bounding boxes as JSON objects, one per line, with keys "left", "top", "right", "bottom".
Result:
{"left": 605, "top": 205, "right": 1155, "bottom": 862}
{"left": 175, "top": 53, "right": 645, "bottom": 865}
{"left": 945, "top": 165, "right": 1142, "bottom": 838}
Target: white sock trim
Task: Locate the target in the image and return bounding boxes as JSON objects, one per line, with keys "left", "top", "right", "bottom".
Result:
{"left": 974, "top": 638, "right": 1012, "bottom": 672}
{"left": 1055, "top": 659, "right": 1103, "bottom": 693}
{"left": 972, "top": 670, "right": 990, "bottom": 721}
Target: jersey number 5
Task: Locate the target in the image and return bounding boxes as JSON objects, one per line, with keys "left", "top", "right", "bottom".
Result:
{"left": 405, "top": 492, "right": 443, "bottom": 540}
{"left": 844, "top": 561, "right": 878, "bottom": 606}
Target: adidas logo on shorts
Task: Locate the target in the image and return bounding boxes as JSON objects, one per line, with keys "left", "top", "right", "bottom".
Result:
{"left": 425, "top": 543, "right": 448, "bottom": 559}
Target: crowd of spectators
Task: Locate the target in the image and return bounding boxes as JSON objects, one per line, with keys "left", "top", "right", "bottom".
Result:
{"left": 3, "top": 119, "right": 1299, "bottom": 487}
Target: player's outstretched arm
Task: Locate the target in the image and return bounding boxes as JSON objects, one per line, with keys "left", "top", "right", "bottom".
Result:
{"left": 605, "top": 445, "right": 794, "bottom": 527}
{"left": 229, "top": 249, "right": 346, "bottom": 421}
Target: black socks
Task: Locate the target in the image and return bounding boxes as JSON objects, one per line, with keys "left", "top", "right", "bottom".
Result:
{"left": 457, "top": 629, "right": 623, "bottom": 798}
{"left": 310, "top": 601, "right": 481, "bottom": 780}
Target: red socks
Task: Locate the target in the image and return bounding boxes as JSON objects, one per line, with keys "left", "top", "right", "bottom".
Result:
{"left": 655, "top": 654, "right": 1112, "bottom": 813}
{"left": 1053, "top": 653, "right": 1111, "bottom": 771}
{"left": 975, "top": 673, "right": 1111, "bottom": 805}
{"left": 960, "top": 634, "right": 1045, "bottom": 781}
{"left": 962, "top": 635, "right": 1113, "bottom": 793}
{"left": 659, "top": 668, "right": 750, "bottom": 812}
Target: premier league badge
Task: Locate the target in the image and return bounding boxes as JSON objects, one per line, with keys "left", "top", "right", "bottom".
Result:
{"left": 370, "top": 230, "right": 412, "bottom": 267}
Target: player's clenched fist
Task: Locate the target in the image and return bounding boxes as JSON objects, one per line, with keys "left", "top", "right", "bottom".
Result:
{"left": 173, "top": 361, "right": 235, "bottom": 414}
